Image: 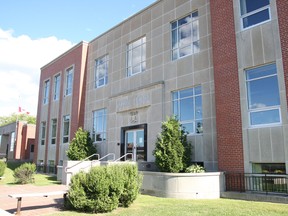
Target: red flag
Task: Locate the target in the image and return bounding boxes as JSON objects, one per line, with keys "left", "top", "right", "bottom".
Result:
{"left": 18, "top": 106, "right": 30, "bottom": 115}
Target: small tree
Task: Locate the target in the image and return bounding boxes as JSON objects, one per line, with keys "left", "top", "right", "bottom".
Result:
{"left": 67, "top": 128, "right": 97, "bottom": 160}
{"left": 181, "top": 127, "right": 192, "bottom": 170}
{"left": 153, "top": 116, "right": 184, "bottom": 173}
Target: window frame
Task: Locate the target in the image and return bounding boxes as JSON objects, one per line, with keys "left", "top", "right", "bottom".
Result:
{"left": 40, "top": 121, "right": 46, "bottom": 145}
{"left": 240, "top": 0, "right": 271, "bottom": 30}
{"left": 10, "top": 132, "right": 15, "bottom": 151}
{"left": 62, "top": 115, "right": 70, "bottom": 143}
{"left": 95, "top": 55, "right": 109, "bottom": 88}
{"left": 171, "top": 11, "right": 200, "bottom": 61}
{"left": 245, "top": 63, "right": 281, "bottom": 128}
{"left": 51, "top": 118, "right": 57, "bottom": 145}
{"left": 43, "top": 79, "right": 50, "bottom": 104}
{"left": 53, "top": 74, "right": 61, "bottom": 101}
{"left": 65, "top": 67, "right": 73, "bottom": 96}
{"left": 92, "top": 108, "right": 107, "bottom": 143}
{"left": 126, "top": 36, "right": 146, "bottom": 77}
{"left": 172, "top": 86, "right": 203, "bottom": 135}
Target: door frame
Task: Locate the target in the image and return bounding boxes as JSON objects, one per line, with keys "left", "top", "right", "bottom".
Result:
{"left": 120, "top": 124, "right": 147, "bottom": 161}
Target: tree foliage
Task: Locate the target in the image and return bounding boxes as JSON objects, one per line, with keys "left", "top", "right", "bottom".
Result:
{"left": 153, "top": 116, "right": 192, "bottom": 173}
{"left": 0, "top": 113, "right": 36, "bottom": 126}
{"left": 66, "top": 127, "right": 97, "bottom": 160}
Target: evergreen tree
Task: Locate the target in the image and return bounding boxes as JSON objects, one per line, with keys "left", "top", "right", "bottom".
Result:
{"left": 67, "top": 128, "right": 97, "bottom": 160}
{"left": 153, "top": 116, "right": 185, "bottom": 173}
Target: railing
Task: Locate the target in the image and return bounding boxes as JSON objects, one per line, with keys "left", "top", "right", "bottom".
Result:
{"left": 114, "top": 153, "right": 133, "bottom": 162}
{"left": 98, "top": 153, "right": 115, "bottom": 161}
{"left": 65, "top": 153, "right": 100, "bottom": 173}
{"left": 225, "top": 173, "right": 288, "bottom": 195}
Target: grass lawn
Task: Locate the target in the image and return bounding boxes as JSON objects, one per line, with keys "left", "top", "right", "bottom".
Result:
{"left": 48, "top": 194, "right": 288, "bottom": 216}
{"left": 0, "top": 161, "right": 60, "bottom": 186}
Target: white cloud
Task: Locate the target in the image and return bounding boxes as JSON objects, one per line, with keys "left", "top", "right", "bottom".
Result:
{"left": 0, "top": 28, "right": 74, "bottom": 116}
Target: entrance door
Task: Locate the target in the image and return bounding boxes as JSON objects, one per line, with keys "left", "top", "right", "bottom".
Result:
{"left": 125, "top": 129, "right": 144, "bottom": 161}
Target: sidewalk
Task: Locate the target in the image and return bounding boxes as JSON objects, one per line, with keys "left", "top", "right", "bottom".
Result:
{"left": 0, "top": 184, "right": 68, "bottom": 216}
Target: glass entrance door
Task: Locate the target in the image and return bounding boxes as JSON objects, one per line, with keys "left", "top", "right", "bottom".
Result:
{"left": 125, "top": 129, "right": 144, "bottom": 161}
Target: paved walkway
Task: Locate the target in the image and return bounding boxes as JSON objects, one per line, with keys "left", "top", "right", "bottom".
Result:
{"left": 0, "top": 184, "right": 68, "bottom": 216}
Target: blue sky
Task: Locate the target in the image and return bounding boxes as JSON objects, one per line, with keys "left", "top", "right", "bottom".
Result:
{"left": 0, "top": 0, "right": 156, "bottom": 116}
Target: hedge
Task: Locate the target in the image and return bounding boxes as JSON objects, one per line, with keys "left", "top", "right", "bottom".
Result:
{"left": 65, "top": 163, "right": 142, "bottom": 213}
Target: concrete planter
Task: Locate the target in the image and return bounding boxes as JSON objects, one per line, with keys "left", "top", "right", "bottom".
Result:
{"left": 141, "top": 171, "right": 225, "bottom": 199}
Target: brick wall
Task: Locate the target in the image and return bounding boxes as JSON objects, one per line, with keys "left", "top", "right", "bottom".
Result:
{"left": 276, "top": 1, "right": 288, "bottom": 106}
{"left": 210, "top": 0, "right": 244, "bottom": 173}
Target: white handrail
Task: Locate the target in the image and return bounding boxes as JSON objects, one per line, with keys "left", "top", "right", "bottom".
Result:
{"left": 114, "top": 153, "right": 133, "bottom": 162}
{"left": 65, "top": 153, "right": 100, "bottom": 173}
{"left": 98, "top": 153, "right": 115, "bottom": 161}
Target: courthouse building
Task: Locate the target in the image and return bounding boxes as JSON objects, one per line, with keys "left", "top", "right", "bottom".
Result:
{"left": 35, "top": 0, "right": 288, "bottom": 174}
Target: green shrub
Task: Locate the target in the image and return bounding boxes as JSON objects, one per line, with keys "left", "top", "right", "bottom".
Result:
{"left": 119, "top": 164, "right": 142, "bottom": 207}
{"left": 65, "top": 164, "right": 141, "bottom": 213}
{"left": 153, "top": 116, "right": 192, "bottom": 173}
{"left": 67, "top": 127, "right": 97, "bottom": 161}
{"left": 185, "top": 164, "right": 205, "bottom": 173}
{"left": 13, "top": 163, "right": 36, "bottom": 184}
{"left": 0, "top": 161, "right": 6, "bottom": 176}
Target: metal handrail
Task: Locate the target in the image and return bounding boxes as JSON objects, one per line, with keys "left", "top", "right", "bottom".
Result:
{"left": 65, "top": 153, "right": 100, "bottom": 173}
{"left": 98, "top": 153, "right": 115, "bottom": 161}
{"left": 114, "top": 153, "right": 133, "bottom": 162}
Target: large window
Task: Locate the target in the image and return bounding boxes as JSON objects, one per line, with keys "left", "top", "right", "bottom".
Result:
{"left": 51, "top": 119, "right": 57, "bottom": 144}
{"left": 127, "top": 37, "right": 146, "bottom": 77}
{"left": 95, "top": 55, "right": 108, "bottom": 88}
{"left": 53, "top": 74, "right": 61, "bottom": 101}
{"left": 65, "top": 67, "right": 73, "bottom": 96}
{"left": 43, "top": 80, "right": 50, "bottom": 104}
{"left": 41, "top": 122, "right": 46, "bottom": 145}
{"left": 92, "top": 109, "right": 107, "bottom": 142}
{"left": 63, "top": 115, "right": 70, "bottom": 143}
{"left": 240, "top": 0, "right": 270, "bottom": 29}
{"left": 171, "top": 11, "right": 199, "bottom": 60}
{"left": 173, "top": 86, "right": 202, "bottom": 134}
{"left": 246, "top": 63, "right": 281, "bottom": 126}
{"left": 10, "top": 132, "right": 15, "bottom": 151}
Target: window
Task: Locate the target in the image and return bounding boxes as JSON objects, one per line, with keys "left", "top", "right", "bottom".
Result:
{"left": 65, "top": 67, "right": 73, "bottom": 96}
{"left": 95, "top": 55, "right": 109, "bottom": 88}
{"left": 43, "top": 80, "right": 50, "bottom": 104}
{"left": 173, "top": 86, "right": 202, "bottom": 134}
{"left": 0, "top": 135, "right": 2, "bottom": 148}
{"left": 246, "top": 63, "right": 281, "bottom": 126}
{"left": 92, "top": 109, "right": 107, "bottom": 142}
{"left": 53, "top": 74, "right": 61, "bottom": 101}
{"left": 127, "top": 37, "right": 146, "bottom": 77}
{"left": 41, "top": 122, "right": 46, "bottom": 145}
{"left": 10, "top": 132, "right": 15, "bottom": 151}
{"left": 63, "top": 115, "right": 70, "bottom": 143}
{"left": 240, "top": 0, "right": 270, "bottom": 29}
{"left": 49, "top": 160, "right": 55, "bottom": 173}
{"left": 51, "top": 119, "right": 57, "bottom": 144}
{"left": 30, "top": 144, "right": 34, "bottom": 153}
{"left": 252, "top": 163, "right": 286, "bottom": 174}
{"left": 171, "top": 11, "right": 199, "bottom": 60}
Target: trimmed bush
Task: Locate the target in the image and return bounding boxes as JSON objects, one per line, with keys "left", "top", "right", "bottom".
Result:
{"left": 65, "top": 164, "right": 141, "bottom": 213}
{"left": 67, "top": 127, "right": 97, "bottom": 161}
{"left": 185, "top": 164, "right": 205, "bottom": 173}
{"left": 0, "top": 161, "right": 6, "bottom": 177}
{"left": 119, "top": 164, "right": 142, "bottom": 207}
{"left": 13, "top": 163, "right": 36, "bottom": 184}
{"left": 153, "top": 116, "right": 192, "bottom": 173}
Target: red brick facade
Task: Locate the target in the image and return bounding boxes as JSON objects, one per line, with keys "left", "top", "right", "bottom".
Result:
{"left": 276, "top": 1, "right": 288, "bottom": 106}
{"left": 210, "top": 1, "right": 244, "bottom": 173}
{"left": 34, "top": 42, "right": 88, "bottom": 165}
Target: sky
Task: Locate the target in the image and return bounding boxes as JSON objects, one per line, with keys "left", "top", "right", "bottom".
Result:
{"left": 0, "top": 0, "right": 156, "bottom": 117}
